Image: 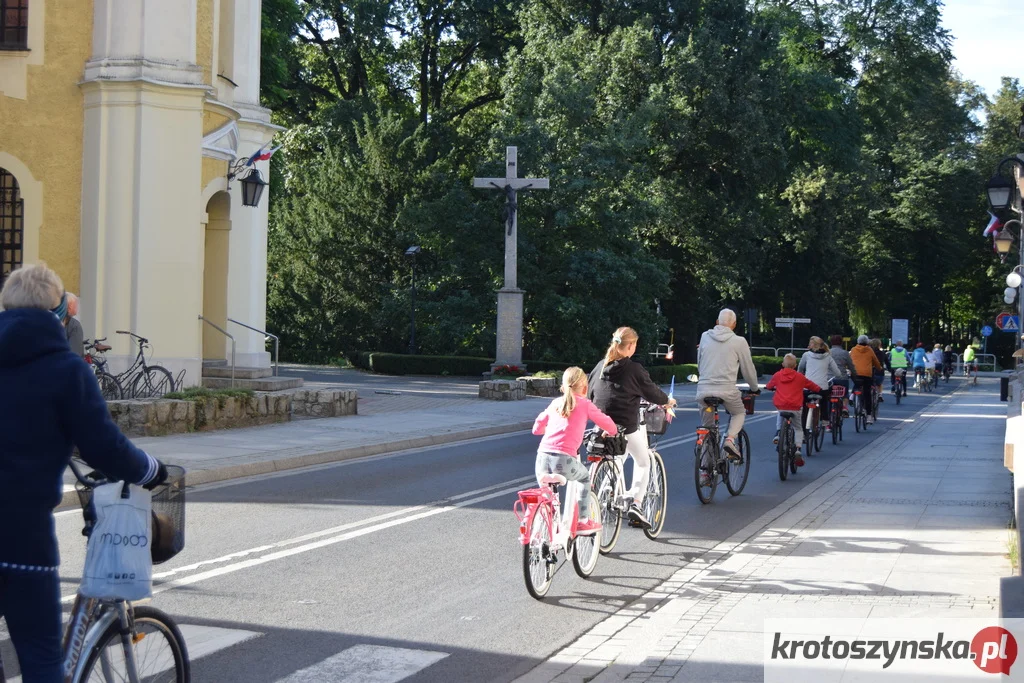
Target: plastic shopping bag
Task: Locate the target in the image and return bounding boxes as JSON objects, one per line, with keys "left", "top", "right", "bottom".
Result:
{"left": 80, "top": 482, "right": 153, "bottom": 601}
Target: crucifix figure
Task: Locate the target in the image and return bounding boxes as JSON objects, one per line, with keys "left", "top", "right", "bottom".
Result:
{"left": 473, "top": 147, "right": 549, "bottom": 372}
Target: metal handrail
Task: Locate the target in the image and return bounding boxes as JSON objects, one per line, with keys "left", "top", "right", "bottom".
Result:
{"left": 227, "top": 318, "right": 280, "bottom": 376}
{"left": 198, "top": 315, "right": 235, "bottom": 388}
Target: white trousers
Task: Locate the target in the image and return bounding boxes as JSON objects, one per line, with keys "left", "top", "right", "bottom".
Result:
{"left": 620, "top": 429, "right": 652, "bottom": 503}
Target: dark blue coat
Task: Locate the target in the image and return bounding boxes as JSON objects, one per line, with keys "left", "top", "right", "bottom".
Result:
{"left": 0, "top": 308, "right": 156, "bottom": 568}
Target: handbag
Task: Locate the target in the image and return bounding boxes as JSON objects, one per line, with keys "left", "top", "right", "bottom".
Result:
{"left": 80, "top": 481, "right": 153, "bottom": 601}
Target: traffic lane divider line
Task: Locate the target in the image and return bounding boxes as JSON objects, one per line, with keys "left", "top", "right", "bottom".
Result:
{"left": 59, "top": 475, "right": 537, "bottom": 604}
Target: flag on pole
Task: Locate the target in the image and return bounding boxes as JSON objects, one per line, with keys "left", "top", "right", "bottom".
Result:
{"left": 666, "top": 376, "right": 676, "bottom": 420}
{"left": 983, "top": 212, "right": 1003, "bottom": 237}
{"left": 245, "top": 145, "right": 282, "bottom": 167}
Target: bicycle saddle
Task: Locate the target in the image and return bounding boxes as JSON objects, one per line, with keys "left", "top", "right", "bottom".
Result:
{"left": 779, "top": 411, "right": 797, "bottom": 419}
{"left": 806, "top": 393, "right": 822, "bottom": 400}
{"left": 540, "top": 473, "right": 567, "bottom": 487}
{"left": 703, "top": 397, "right": 725, "bottom": 407}
{"left": 93, "top": 343, "right": 111, "bottom": 352}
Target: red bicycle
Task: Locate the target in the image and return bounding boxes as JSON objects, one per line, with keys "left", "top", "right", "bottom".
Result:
{"left": 829, "top": 384, "right": 846, "bottom": 445}
{"left": 515, "top": 473, "right": 600, "bottom": 600}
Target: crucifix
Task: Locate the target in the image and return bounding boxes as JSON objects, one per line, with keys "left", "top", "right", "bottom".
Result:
{"left": 473, "top": 147, "right": 549, "bottom": 372}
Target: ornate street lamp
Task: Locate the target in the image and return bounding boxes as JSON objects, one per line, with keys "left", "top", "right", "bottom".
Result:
{"left": 995, "top": 226, "right": 1015, "bottom": 258}
{"left": 227, "top": 161, "right": 269, "bottom": 208}
{"left": 987, "top": 174, "right": 1015, "bottom": 212}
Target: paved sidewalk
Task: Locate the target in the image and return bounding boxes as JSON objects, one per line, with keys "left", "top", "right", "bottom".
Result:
{"left": 516, "top": 380, "right": 1013, "bottom": 683}
{"left": 73, "top": 374, "right": 696, "bottom": 492}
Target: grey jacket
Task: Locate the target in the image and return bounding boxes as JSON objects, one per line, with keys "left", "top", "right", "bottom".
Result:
{"left": 697, "top": 325, "right": 759, "bottom": 392}
{"left": 798, "top": 350, "right": 840, "bottom": 388}
{"left": 65, "top": 316, "right": 84, "bottom": 358}
{"left": 829, "top": 345, "right": 855, "bottom": 379}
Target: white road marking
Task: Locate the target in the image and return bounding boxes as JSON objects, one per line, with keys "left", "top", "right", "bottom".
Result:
{"left": 182, "top": 624, "right": 262, "bottom": 661}
{"left": 61, "top": 476, "right": 536, "bottom": 603}
{"left": 275, "top": 645, "right": 447, "bottom": 683}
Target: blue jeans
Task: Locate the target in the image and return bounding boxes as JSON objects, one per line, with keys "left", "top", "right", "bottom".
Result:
{"left": 0, "top": 569, "right": 63, "bottom": 682}
{"left": 535, "top": 452, "right": 592, "bottom": 517}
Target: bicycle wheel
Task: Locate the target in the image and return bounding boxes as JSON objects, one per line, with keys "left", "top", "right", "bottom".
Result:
{"left": 694, "top": 439, "right": 718, "bottom": 504}
{"left": 854, "top": 398, "right": 861, "bottom": 433}
{"left": 132, "top": 366, "right": 175, "bottom": 399}
{"left": 895, "top": 382, "right": 902, "bottom": 405}
{"left": 641, "top": 451, "right": 667, "bottom": 539}
{"left": 522, "top": 507, "right": 553, "bottom": 599}
{"left": 591, "top": 459, "right": 621, "bottom": 554}
{"left": 815, "top": 420, "right": 825, "bottom": 452}
{"left": 96, "top": 371, "right": 124, "bottom": 401}
{"left": 725, "top": 429, "right": 751, "bottom": 496}
{"left": 80, "top": 605, "right": 190, "bottom": 683}
{"left": 830, "top": 406, "right": 839, "bottom": 445}
{"left": 790, "top": 433, "right": 799, "bottom": 474}
{"left": 777, "top": 425, "right": 789, "bottom": 481}
{"left": 571, "top": 507, "right": 600, "bottom": 578}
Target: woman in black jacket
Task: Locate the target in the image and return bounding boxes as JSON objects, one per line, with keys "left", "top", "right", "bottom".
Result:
{"left": 0, "top": 264, "right": 167, "bottom": 683}
{"left": 589, "top": 327, "right": 676, "bottom": 528}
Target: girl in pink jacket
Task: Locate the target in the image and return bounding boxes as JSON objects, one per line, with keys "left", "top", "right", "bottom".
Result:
{"left": 533, "top": 367, "right": 618, "bottom": 533}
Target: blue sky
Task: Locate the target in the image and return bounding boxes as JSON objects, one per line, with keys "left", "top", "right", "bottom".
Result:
{"left": 943, "top": 0, "right": 1024, "bottom": 98}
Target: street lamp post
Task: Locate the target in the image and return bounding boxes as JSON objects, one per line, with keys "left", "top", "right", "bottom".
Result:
{"left": 405, "top": 246, "right": 421, "bottom": 354}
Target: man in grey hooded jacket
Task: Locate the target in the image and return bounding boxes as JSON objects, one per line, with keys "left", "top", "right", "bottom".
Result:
{"left": 696, "top": 309, "right": 760, "bottom": 459}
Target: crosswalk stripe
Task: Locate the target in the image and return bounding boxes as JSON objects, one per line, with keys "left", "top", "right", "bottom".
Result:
{"left": 274, "top": 644, "right": 448, "bottom": 682}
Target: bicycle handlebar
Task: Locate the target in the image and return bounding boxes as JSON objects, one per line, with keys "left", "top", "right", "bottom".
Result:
{"left": 67, "top": 458, "right": 110, "bottom": 490}
{"left": 116, "top": 330, "right": 149, "bottom": 344}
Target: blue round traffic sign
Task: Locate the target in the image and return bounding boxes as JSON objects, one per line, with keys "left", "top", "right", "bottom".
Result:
{"left": 982, "top": 325, "right": 993, "bottom": 337}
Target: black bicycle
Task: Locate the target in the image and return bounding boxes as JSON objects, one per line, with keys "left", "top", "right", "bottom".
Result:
{"left": 829, "top": 384, "right": 845, "bottom": 445}
{"left": 84, "top": 337, "right": 123, "bottom": 400}
{"left": 893, "top": 368, "right": 907, "bottom": 404}
{"left": 694, "top": 391, "right": 755, "bottom": 504}
{"left": 115, "top": 330, "right": 175, "bottom": 398}
{"left": 775, "top": 406, "right": 799, "bottom": 480}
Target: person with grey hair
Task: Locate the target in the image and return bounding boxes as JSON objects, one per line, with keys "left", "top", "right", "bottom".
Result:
{"left": 0, "top": 263, "right": 169, "bottom": 682}
{"left": 696, "top": 308, "right": 760, "bottom": 470}
{"left": 63, "top": 292, "right": 84, "bottom": 358}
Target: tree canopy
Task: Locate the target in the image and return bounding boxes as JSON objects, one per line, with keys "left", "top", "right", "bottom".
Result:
{"left": 262, "top": 0, "right": 1024, "bottom": 364}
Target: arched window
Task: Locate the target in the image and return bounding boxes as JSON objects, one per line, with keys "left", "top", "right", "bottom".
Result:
{"left": 0, "top": 0, "right": 29, "bottom": 49}
{"left": 0, "top": 168, "right": 23, "bottom": 288}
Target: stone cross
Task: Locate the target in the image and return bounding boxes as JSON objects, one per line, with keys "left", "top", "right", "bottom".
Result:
{"left": 473, "top": 147, "right": 549, "bottom": 371}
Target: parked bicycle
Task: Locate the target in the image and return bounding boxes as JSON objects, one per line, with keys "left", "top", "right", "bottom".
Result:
{"left": 693, "top": 389, "right": 756, "bottom": 504}
{"left": 84, "top": 337, "right": 123, "bottom": 400}
{"left": 586, "top": 402, "right": 668, "bottom": 553}
{"left": 115, "top": 330, "right": 175, "bottom": 399}
{"left": 516, "top": 469, "right": 600, "bottom": 599}
{"left": 803, "top": 391, "right": 826, "bottom": 459}
{"left": 0, "top": 459, "right": 190, "bottom": 682}
{"left": 829, "top": 384, "right": 845, "bottom": 445}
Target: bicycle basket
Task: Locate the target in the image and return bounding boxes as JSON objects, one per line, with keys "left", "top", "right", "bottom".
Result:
{"left": 584, "top": 428, "right": 627, "bottom": 457}
{"left": 150, "top": 465, "right": 186, "bottom": 565}
{"left": 644, "top": 406, "right": 669, "bottom": 435}
{"left": 830, "top": 385, "right": 847, "bottom": 399}
{"left": 742, "top": 394, "right": 756, "bottom": 415}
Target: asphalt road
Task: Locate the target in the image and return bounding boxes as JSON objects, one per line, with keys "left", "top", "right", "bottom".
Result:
{"left": 9, "top": 381, "right": 960, "bottom": 682}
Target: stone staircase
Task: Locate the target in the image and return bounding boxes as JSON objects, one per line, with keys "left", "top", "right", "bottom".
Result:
{"left": 201, "top": 359, "right": 303, "bottom": 391}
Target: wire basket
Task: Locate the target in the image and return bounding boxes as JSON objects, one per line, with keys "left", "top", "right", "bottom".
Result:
{"left": 742, "top": 394, "right": 756, "bottom": 415}
{"left": 644, "top": 406, "right": 670, "bottom": 435}
{"left": 151, "top": 465, "right": 186, "bottom": 565}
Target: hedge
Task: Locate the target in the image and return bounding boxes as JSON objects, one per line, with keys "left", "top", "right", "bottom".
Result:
{"left": 647, "top": 363, "right": 699, "bottom": 384}
{"left": 751, "top": 355, "right": 786, "bottom": 376}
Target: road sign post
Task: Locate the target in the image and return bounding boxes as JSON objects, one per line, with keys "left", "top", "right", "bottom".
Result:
{"left": 775, "top": 317, "right": 811, "bottom": 354}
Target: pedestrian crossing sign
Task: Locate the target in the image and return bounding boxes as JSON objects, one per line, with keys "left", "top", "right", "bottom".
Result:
{"left": 996, "top": 313, "right": 1020, "bottom": 331}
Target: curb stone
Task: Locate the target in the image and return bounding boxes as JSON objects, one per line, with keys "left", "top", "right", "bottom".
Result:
{"left": 60, "top": 419, "right": 536, "bottom": 508}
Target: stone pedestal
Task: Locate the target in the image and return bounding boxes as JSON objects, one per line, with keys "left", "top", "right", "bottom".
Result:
{"left": 494, "top": 288, "right": 525, "bottom": 371}
{"left": 520, "top": 377, "right": 558, "bottom": 397}
{"left": 479, "top": 380, "right": 526, "bottom": 401}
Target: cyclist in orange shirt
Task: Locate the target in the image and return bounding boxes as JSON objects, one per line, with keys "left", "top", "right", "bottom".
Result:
{"left": 849, "top": 335, "right": 882, "bottom": 424}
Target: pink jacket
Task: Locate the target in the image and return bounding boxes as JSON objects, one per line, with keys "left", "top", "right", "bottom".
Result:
{"left": 533, "top": 395, "right": 618, "bottom": 457}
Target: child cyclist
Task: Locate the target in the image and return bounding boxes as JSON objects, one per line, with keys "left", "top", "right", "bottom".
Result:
{"left": 767, "top": 354, "right": 822, "bottom": 467}
{"left": 533, "top": 367, "right": 618, "bottom": 534}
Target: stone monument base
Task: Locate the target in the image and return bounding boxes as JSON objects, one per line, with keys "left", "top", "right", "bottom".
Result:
{"left": 479, "top": 380, "right": 526, "bottom": 401}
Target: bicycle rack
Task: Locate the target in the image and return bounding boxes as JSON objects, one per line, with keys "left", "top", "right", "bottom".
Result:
{"left": 198, "top": 315, "right": 235, "bottom": 388}
{"left": 227, "top": 318, "right": 280, "bottom": 376}
{"left": 173, "top": 369, "right": 187, "bottom": 392}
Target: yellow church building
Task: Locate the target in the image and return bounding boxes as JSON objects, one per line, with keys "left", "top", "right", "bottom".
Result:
{"left": 0, "top": 0, "right": 281, "bottom": 385}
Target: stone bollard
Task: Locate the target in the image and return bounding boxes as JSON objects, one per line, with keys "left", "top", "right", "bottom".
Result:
{"left": 479, "top": 379, "right": 526, "bottom": 401}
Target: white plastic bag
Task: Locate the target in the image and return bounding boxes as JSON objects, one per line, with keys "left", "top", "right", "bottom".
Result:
{"left": 80, "top": 482, "right": 153, "bottom": 601}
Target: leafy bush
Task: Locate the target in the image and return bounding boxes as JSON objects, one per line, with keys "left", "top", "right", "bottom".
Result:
{"left": 366, "top": 353, "right": 492, "bottom": 376}
{"left": 164, "top": 387, "right": 255, "bottom": 401}
{"left": 751, "top": 355, "right": 785, "bottom": 376}
{"left": 646, "top": 364, "right": 699, "bottom": 384}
